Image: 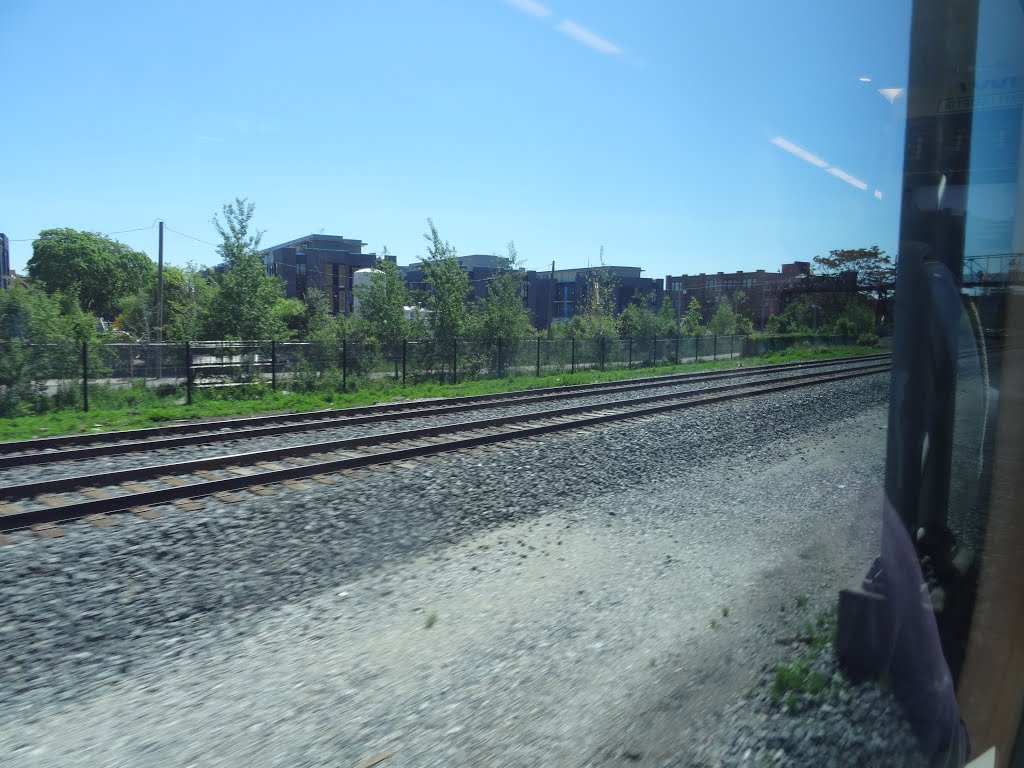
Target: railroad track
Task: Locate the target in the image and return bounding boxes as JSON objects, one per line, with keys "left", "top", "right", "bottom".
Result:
{"left": 0, "top": 353, "right": 889, "bottom": 468}
{"left": 0, "top": 357, "right": 889, "bottom": 535}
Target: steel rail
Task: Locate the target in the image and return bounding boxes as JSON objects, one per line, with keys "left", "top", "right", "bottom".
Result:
{"left": 0, "top": 363, "right": 889, "bottom": 532}
{"left": 0, "top": 354, "right": 889, "bottom": 466}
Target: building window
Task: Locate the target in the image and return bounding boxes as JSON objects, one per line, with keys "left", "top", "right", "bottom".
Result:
{"left": 332, "top": 264, "right": 341, "bottom": 315}
{"left": 295, "top": 253, "right": 307, "bottom": 298}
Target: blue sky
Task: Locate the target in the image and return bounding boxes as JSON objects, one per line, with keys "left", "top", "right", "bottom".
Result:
{"left": 1, "top": 0, "right": 911, "bottom": 279}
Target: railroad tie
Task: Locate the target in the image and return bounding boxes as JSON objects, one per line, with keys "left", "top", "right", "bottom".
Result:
{"left": 36, "top": 493, "right": 70, "bottom": 507}
{"left": 85, "top": 513, "right": 118, "bottom": 528}
{"left": 32, "top": 522, "right": 65, "bottom": 538}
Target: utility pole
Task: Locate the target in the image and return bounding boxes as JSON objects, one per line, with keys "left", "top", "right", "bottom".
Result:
{"left": 156, "top": 220, "right": 165, "bottom": 380}
{"left": 547, "top": 260, "right": 555, "bottom": 340}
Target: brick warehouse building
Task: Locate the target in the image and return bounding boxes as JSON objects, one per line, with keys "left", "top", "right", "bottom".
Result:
{"left": 664, "top": 261, "right": 811, "bottom": 331}
{"left": 399, "top": 259, "right": 662, "bottom": 330}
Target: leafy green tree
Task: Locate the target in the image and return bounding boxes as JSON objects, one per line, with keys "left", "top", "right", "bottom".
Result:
{"left": 204, "top": 198, "right": 288, "bottom": 340}
{"left": 477, "top": 241, "right": 533, "bottom": 343}
{"left": 562, "top": 246, "right": 619, "bottom": 339}
{"left": 356, "top": 255, "right": 413, "bottom": 351}
{"left": 1, "top": 285, "right": 96, "bottom": 416}
{"left": 813, "top": 245, "right": 894, "bottom": 321}
{"left": 828, "top": 299, "right": 875, "bottom": 336}
{"left": 28, "top": 228, "right": 154, "bottom": 318}
{"left": 767, "top": 299, "right": 813, "bottom": 334}
{"left": 708, "top": 299, "right": 739, "bottom": 336}
{"left": 165, "top": 263, "right": 216, "bottom": 341}
{"left": 421, "top": 219, "right": 473, "bottom": 347}
{"left": 618, "top": 301, "right": 661, "bottom": 339}
{"left": 1, "top": 284, "right": 93, "bottom": 342}
{"left": 657, "top": 296, "right": 678, "bottom": 336}
{"left": 680, "top": 296, "right": 705, "bottom": 336}
{"left": 728, "top": 291, "right": 754, "bottom": 335}
{"left": 271, "top": 297, "right": 306, "bottom": 339}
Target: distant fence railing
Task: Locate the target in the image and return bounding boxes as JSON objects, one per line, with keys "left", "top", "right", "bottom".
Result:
{"left": 0, "top": 334, "right": 864, "bottom": 414}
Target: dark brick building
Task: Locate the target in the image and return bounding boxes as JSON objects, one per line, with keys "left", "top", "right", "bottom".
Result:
{"left": 526, "top": 266, "right": 663, "bottom": 329}
{"left": 664, "top": 262, "right": 811, "bottom": 330}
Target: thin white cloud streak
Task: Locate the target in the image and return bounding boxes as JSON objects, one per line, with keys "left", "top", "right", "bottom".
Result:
{"left": 505, "top": 0, "right": 551, "bottom": 18}
{"left": 557, "top": 20, "right": 623, "bottom": 55}
{"left": 826, "top": 166, "right": 869, "bottom": 191}
{"left": 769, "top": 136, "right": 828, "bottom": 168}
{"left": 771, "top": 136, "right": 878, "bottom": 197}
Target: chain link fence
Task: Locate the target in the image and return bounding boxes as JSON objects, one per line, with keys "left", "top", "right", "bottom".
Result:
{"left": 0, "top": 334, "right": 862, "bottom": 415}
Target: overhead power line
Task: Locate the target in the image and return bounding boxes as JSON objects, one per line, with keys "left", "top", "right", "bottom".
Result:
{"left": 163, "top": 226, "right": 218, "bottom": 248}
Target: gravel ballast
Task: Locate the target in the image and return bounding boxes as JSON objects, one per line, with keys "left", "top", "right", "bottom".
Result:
{"left": 0, "top": 373, "right": 928, "bottom": 766}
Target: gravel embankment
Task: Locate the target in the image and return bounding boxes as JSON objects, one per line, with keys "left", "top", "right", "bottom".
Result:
{"left": 0, "top": 359, "right": 881, "bottom": 486}
{"left": 0, "top": 373, "right": 920, "bottom": 767}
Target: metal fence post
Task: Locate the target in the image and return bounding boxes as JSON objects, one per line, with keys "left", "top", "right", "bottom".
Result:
{"left": 600, "top": 335, "right": 606, "bottom": 371}
{"left": 271, "top": 340, "right": 277, "bottom": 391}
{"left": 628, "top": 337, "right": 633, "bottom": 370}
{"left": 402, "top": 340, "right": 408, "bottom": 385}
{"left": 694, "top": 335, "right": 699, "bottom": 363}
{"left": 653, "top": 336, "right": 658, "bottom": 368}
{"left": 81, "top": 341, "right": 89, "bottom": 413}
{"left": 497, "top": 338, "right": 503, "bottom": 379}
{"left": 342, "top": 338, "right": 348, "bottom": 391}
{"left": 452, "top": 337, "right": 458, "bottom": 384}
{"left": 713, "top": 334, "right": 718, "bottom": 361}
{"left": 185, "top": 341, "right": 193, "bottom": 406}
{"left": 675, "top": 333, "right": 680, "bottom": 365}
{"left": 536, "top": 336, "right": 541, "bottom": 377}
{"left": 730, "top": 334, "right": 734, "bottom": 359}
{"left": 571, "top": 337, "right": 576, "bottom": 374}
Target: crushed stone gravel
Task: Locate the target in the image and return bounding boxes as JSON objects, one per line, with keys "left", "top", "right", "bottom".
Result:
{"left": 0, "top": 373, "right": 931, "bottom": 767}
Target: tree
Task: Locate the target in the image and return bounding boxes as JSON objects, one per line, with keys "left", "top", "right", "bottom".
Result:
{"left": 1, "top": 284, "right": 96, "bottom": 415}
{"left": 204, "top": 198, "right": 288, "bottom": 340}
{"left": 729, "top": 291, "right": 754, "bottom": 335}
{"left": 213, "top": 197, "right": 264, "bottom": 266}
{"left": 828, "top": 298, "right": 875, "bottom": 337}
{"left": 657, "top": 296, "right": 678, "bottom": 336}
{"left": 356, "top": 253, "right": 412, "bottom": 351}
{"left": 165, "top": 263, "right": 216, "bottom": 341}
{"left": 1, "top": 284, "right": 93, "bottom": 343}
{"left": 28, "top": 228, "right": 154, "bottom": 318}
{"left": 680, "top": 296, "right": 705, "bottom": 336}
{"left": 813, "top": 246, "right": 895, "bottom": 322}
{"left": 767, "top": 298, "right": 813, "bottom": 334}
{"left": 708, "top": 298, "right": 738, "bottom": 336}
{"left": 618, "top": 300, "right": 660, "bottom": 340}
{"left": 420, "top": 219, "right": 472, "bottom": 348}
{"left": 563, "top": 246, "right": 618, "bottom": 339}
{"left": 477, "top": 241, "right": 533, "bottom": 343}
